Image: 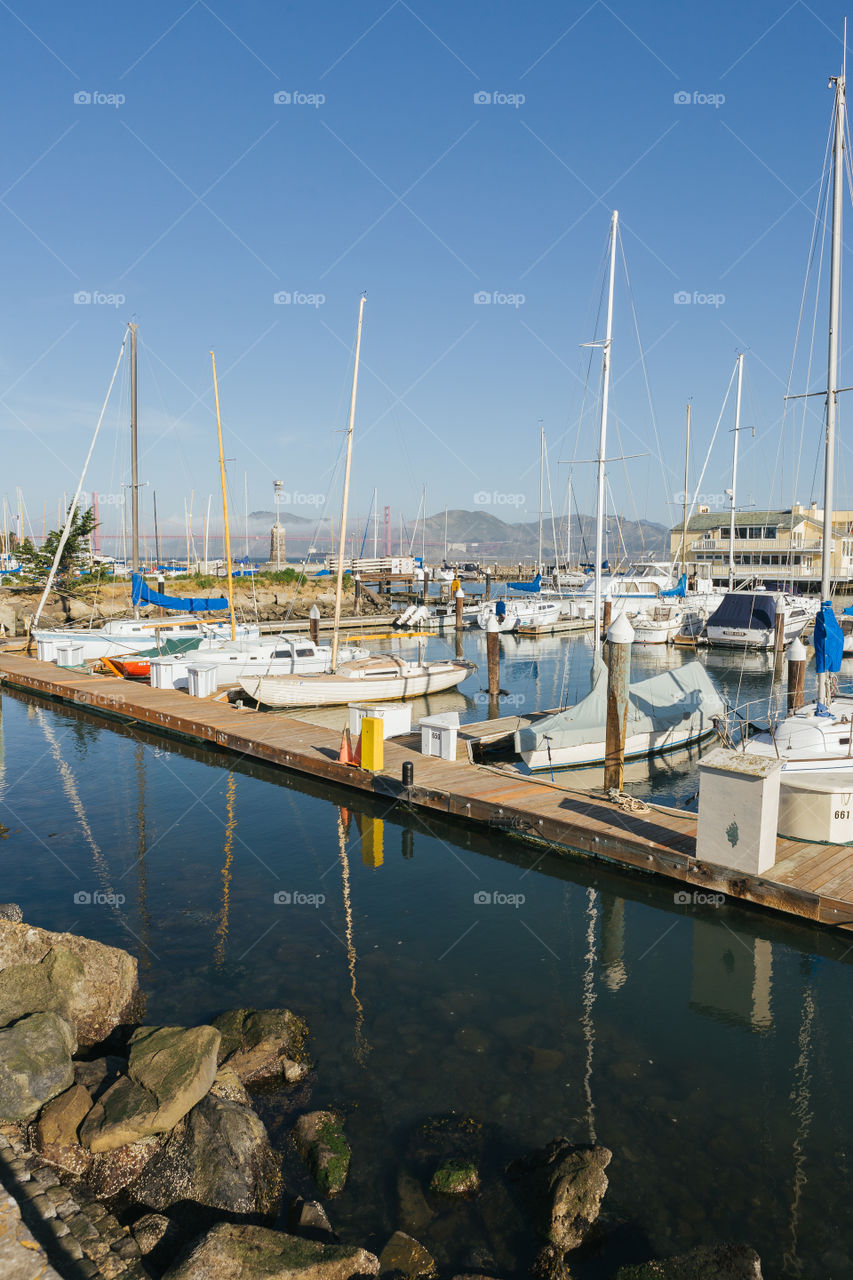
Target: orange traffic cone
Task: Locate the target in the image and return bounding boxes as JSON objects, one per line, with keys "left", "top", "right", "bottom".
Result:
{"left": 338, "top": 727, "right": 354, "bottom": 764}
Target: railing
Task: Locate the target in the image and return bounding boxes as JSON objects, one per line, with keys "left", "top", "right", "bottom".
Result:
{"left": 691, "top": 538, "right": 826, "bottom": 552}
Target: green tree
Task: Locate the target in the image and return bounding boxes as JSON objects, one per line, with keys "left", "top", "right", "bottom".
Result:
{"left": 22, "top": 507, "right": 98, "bottom": 580}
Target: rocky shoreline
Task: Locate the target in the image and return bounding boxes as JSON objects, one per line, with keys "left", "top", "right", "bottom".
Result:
{"left": 0, "top": 905, "right": 764, "bottom": 1279}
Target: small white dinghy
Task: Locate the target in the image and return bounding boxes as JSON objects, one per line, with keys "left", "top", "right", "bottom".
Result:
{"left": 239, "top": 652, "right": 476, "bottom": 709}
{"left": 632, "top": 605, "right": 684, "bottom": 645}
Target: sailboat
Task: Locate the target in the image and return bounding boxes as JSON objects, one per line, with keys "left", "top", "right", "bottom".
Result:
{"left": 241, "top": 298, "right": 474, "bottom": 711}
{"left": 744, "top": 49, "right": 853, "bottom": 835}
{"left": 514, "top": 211, "right": 723, "bottom": 770}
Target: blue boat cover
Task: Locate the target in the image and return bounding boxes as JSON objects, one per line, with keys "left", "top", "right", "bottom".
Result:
{"left": 660, "top": 573, "right": 687, "bottom": 598}
{"left": 707, "top": 592, "right": 776, "bottom": 632}
{"left": 508, "top": 573, "right": 542, "bottom": 593}
{"left": 131, "top": 573, "right": 228, "bottom": 613}
{"left": 814, "top": 600, "right": 843, "bottom": 674}
{"left": 495, "top": 600, "right": 507, "bottom": 618}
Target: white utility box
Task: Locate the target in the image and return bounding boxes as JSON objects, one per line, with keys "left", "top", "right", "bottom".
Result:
{"left": 149, "top": 657, "right": 190, "bottom": 691}
{"left": 55, "top": 643, "right": 84, "bottom": 668}
{"left": 349, "top": 702, "right": 412, "bottom": 741}
{"left": 697, "top": 747, "right": 783, "bottom": 875}
{"left": 419, "top": 711, "right": 460, "bottom": 761}
{"left": 36, "top": 638, "right": 57, "bottom": 663}
{"left": 187, "top": 662, "right": 218, "bottom": 698}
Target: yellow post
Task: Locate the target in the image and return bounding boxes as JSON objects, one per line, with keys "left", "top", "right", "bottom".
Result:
{"left": 211, "top": 350, "right": 236, "bottom": 641}
{"left": 360, "top": 716, "right": 384, "bottom": 771}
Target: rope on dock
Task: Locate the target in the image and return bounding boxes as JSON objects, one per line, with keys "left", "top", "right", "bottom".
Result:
{"left": 606, "top": 788, "right": 651, "bottom": 814}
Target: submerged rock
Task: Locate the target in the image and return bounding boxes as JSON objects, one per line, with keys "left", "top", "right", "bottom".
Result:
{"left": 0, "top": 1010, "right": 76, "bottom": 1121}
{"left": 287, "top": 1197, "right": 338, "bottom": 1245}
{"left": 508, "top": 1138, "right": 611, "bottom": 1252}
{"left": 615, "top": 1243, "right": 763, "bottom": 1279}
{"left": 378, "top": 1231, "right": 438, "bottom": 1278}
{"left": 213, "top": 1008, "right": 310, "bottom": 1088}
{"left": 161, "top": 1222, "right": 380, "bottom": 1279}
{"left": 430, "top": 1158, "right": 480, "bottom": 1197}
{"left": 293, "top": 1111, "right": 350, "bottom": 1198}
{"left": 0, "top": 918, "right": 142, "bottom": 1046}
{"left": 129, "top": 1092, "right": 283, "bottom": 1220}
{"left": 80, "top": 1024, "right": 220, "bottom": 1151}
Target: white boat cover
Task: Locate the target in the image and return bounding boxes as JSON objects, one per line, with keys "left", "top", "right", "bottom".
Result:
{"left": 516, "top": 658, "right": 725, "bottom": 755}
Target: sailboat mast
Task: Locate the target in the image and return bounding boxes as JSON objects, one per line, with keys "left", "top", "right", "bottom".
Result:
{"left": 728, "top": 353, "right": 744, "bottom": 592}
{"left": 823, "top": 63, "right": 845, "bottom": 605}
{"left": 130, "top": 324, "right": 139, "bottom": 572}
{"left": 211, "top": 351, "right": 236, "bottom": 642}
{"left": 331, "top": 294, "right": 367, "bottom": 672}
{"left": 593, "top": 210, "right": 618, "bottom": 656}
{"left": 153, "top": 491, "right": 160, "bottom": 565}
{"left": 681, "top": 403, "right": 691, "bottom": 578}
{"left": 537, "top": 420, "right": 544, "bottom": 575}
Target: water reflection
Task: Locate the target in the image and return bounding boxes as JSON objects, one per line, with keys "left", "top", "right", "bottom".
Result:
{"left": 0, "top": 687, "right": 851, "bottom": 1279}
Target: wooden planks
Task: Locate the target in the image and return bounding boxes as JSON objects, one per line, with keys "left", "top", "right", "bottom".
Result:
{"left": 1, "top": 651, "right": 852, "bottom": 931}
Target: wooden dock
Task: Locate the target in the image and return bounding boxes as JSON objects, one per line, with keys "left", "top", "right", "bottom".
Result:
{"left": 2, "top": 653, "right": 853, "bottom": 932}
{"left": 515, "top": 617, "right": 595, "bottom": 638}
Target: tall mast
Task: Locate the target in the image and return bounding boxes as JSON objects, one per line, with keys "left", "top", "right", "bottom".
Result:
{"left": 728, "top": 353, "right": 744, "bottom": 591}
{"left": 373, "top": 486, "right": 378, "bottom": 557}
{"left": 130, "top": 323, "right": 139, "bottom": 571}
{"left": 211, "top": 351, "right": 236, "bottom": 641}
{"left": 823, "top": 58, "right": 845, "bottom": 603}
{"left": 681, "top": 403, "right": 691, "bottom": 578}
{"left": 153, "top": 490, "right": 161, "bottom": 565}
{"left": 593, "top": 210, "right": 618, "bottom": 656}
{"left": 537, "top": 420, "right": 544, "bottom": 575}
{"left": 331, "top": 294, "right": 366, "bottom": 672}
{"left": 444, "top": 505, "right": 448, "bottom": 563}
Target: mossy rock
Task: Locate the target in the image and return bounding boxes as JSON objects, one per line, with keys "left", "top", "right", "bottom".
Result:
{"left": 615, "top": 1243, "right": 763, "bottom": 1280}
{"left": 430, "top": 1158, "right": 480, "bottom": 1197}
{"left": 293, "top": 1110, "right": 351, "bottom": 1197}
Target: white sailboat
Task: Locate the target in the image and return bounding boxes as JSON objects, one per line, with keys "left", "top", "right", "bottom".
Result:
{"left": 745, "top": 50, "right": 853, "bottom": 838}
{"left": 242, "top": 297, "right": 474, "bottom": 711}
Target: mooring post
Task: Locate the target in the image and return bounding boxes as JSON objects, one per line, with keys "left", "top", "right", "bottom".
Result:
{"left": 309, "top": 604, "right": 320, "bottom": 645}
{"left": 602, "top": 599, "right": 612, "bottom": 640}
{"left": 454, "top": 587, "right": 464, "bottom": 629}
{"left": 773, "top": 611, "right": 786, "bottom": 680}
{"left": 604, "top": 612, "right": 634, "bottom": 793}
{"left": 422, "top": 567, "right": 430, "bottom": 607}
{"left": 157, "top": 574, "right": 166, "bottom": 619}
{"left": 486, "top": 614, "right": 501, "bottom": 704}
{"left": 354, "top": 571, "right": 362, "bottom": 615}
{"left": 787, "top": 635, "right": 806, "bottom": 714}
{"left": 485, "top": 570, "right": 492, "bottom": 601}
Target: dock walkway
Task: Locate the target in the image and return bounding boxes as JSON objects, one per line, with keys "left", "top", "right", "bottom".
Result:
{"left": 1, "top": 654, "right": 852, "bottom": 931}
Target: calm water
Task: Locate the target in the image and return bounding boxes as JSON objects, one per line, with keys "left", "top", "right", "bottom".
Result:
{"left": 1, "top": 638, "right": 852, "bottom": 1277}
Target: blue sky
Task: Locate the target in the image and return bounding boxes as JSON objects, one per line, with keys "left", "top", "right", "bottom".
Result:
{"left": 1, "top": 0, "right": 851, "bottom": 552}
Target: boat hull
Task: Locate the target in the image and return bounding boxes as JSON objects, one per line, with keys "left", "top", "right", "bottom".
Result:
{"left": 517, "top": 722, "right": 716, "bottom": 770}
{"left": 239, "top": 662, "right": 473, "bottom": 709}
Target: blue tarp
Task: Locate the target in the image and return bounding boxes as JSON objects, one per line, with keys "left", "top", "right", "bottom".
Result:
{"left": 660, "top": 573, "right": 687, "bottom": 598}
{"left": 507, "top": 573, "right": 542, "bottom": 593}
{"left": 131, "top": 573, "right": 228, "bottom": 614}
{"left": 707, "top": 592, "right": 777, "bottom": 632}
{"left": 814, "top": 600, "right": 843, "bottom": 674}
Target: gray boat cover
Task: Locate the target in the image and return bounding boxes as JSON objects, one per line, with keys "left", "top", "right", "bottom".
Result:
{"left": 516, "top": 658, "right": 725, "bottom": 755}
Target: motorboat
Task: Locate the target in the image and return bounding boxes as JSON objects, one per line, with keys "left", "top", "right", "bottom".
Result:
{"left": 704, "top": 591, "right": 817, "bottom": 650}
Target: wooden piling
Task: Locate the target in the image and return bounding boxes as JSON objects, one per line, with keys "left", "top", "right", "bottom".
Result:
{"left": 309, "top": 604, "right": 320, "bottom": 645}
{"left": 422, "top": 568, "right": 430, "bottom": 607}
{"left": 602, "top": 600, "right": 612, "bottom": 639}
{"left": 354, "top": 572, "right": 362, "bottom": 616}
{"left": 604, "top": 613, "right": 633, "bottom": 793}
{"left": 787, "top": 636, "right": 806, "bottom": 713}
{"left": 486, "top": 615, "right": 500, "bottom": 700}
{"left": 485, "top": 571, "right": 492, "bottom": 601}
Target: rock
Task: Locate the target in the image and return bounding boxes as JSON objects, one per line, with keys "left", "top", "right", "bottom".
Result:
{"left": 212, "top": 1008, "right": 310, "bottom": 1088}
{"left": 0, "top": 919, "right": 142, "bottom": 1046}
{"left": 161, "top": 1222, "right": 379, "bottom": 1278}
{"left": 0, "top": 1011, "right": 76, "bottom": 1121}
{"left": 430, "top": 1158, "right": 480, "bottom": 1197}
{"left": 0, "top": 905, "right": 22, "bottom": 923}
{"left": 30, "top": 1082, "right": 93, "bottom": 1173}
{"left": 378, "top": 1231, "right": 437, "bottom": 1278}
{"left": 80, "top": 1024, "right": 220, "bottom": 1151}
{"left": 73, "top": 1055, "right": 125, "bottom": 1101}
{"left": 615, "top": 1244, "right": 763, "bottom": 1279}
{"left": 129, "top": 1093, "right": 282, "bottom": 1220}
{"left": 209, "top": 1065, "right": 251, "bottom": 1106}
{"left": 287, "top": 1197, "right": 338, "bottom": 1245}
{"left": 397, "top": 1171, "right": 434, "bottom": 1235}
{"left": 132, "top": 1211, "right": 182, "bottom": 1266}
{"left": 86, "top": 1135, "right": 164, "bottom": 1199}
{"left": 507, "top": 1139, "right": 611, "bottom": 1252}
{"left": 293, "top": 1111, "right": 350, "bottom": 1197}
